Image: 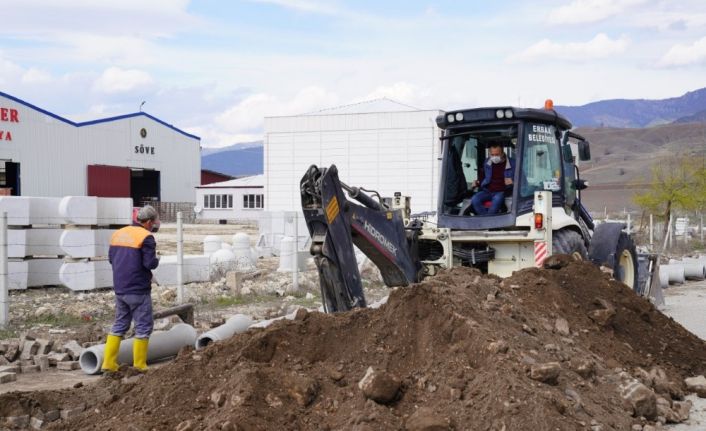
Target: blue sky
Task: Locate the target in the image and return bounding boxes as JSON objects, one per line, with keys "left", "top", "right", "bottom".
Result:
{"left": 0, "top": 0, "right": 705, "bottom": 147}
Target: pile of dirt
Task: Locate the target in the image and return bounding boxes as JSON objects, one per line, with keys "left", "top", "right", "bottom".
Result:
{"left": 3, "top": 260, "right": 706, "bottom": 430}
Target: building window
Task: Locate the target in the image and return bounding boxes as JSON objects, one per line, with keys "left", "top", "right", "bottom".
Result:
{"left": 243, "top": 194, "right": 264, "bottom": 209}
{"left": 204, "top": 193, "right": 234, "bottom": 209}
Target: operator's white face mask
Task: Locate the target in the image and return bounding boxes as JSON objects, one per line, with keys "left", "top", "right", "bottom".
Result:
{"left": 489, "top": 155, "right": 503, "bottom": 164}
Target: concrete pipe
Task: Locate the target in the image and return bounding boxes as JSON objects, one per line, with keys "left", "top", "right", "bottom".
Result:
{"left": 660, "top": 264, "right": 686, "bottom": 285}
{"left": 195, "top": 314, "right": 254, "bottom": 350}
{"left": 79, "top": 323, "right": 197, "bottom": 375}
{"left": 680, "top": 258, "right": 706, "bottom": 278}
{"left": 681, "top": 263, "right": 706, "bottom": 280}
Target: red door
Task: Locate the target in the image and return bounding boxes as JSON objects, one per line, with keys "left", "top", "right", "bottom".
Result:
{"left": 87, "top": 165, "right": 130, "bottom": 197}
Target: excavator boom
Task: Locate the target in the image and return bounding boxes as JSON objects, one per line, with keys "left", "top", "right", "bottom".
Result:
{"left": 300, "top": 164, "right": 422, "bottom": 312}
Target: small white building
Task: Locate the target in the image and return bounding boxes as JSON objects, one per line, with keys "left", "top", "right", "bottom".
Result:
{"left": 264, "top": 99, "right": 443, "bottom": 213}
{"left": 195, "top": 174, "right": 265, "bottom": 222}
{"left": 0, "top": 91, "right": 200, "bottom": 204}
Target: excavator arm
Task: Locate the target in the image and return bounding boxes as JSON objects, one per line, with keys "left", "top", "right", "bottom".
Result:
{"left": 300, "top": 165, "right": 422, "bottom": 312}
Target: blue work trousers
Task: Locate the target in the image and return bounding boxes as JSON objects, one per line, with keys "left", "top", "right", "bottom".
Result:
{"left": 110, "top": 294, "right": 153, "bottom": 339}
{"left": 471, "top": 190, "right": 505, "bottom": 215}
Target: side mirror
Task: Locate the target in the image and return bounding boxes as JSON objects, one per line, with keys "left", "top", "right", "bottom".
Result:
{"left": 578, "top": 141, "right": 591, "bottom": 161}
{"left": 572, "top": 179, "right": 589, "bottom": 190}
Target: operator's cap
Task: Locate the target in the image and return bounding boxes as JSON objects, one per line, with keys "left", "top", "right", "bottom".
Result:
{"left": 137, "top": 205, "right": 159, "bottom": 222}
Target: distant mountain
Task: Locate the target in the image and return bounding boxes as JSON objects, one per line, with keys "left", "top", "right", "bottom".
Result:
{"left": 201, "top": 141, "right": 263, "bottom": 157}
{"left": 556, "top": 87, "right": 706, "bottom": 128}
{"left": 201, "top": 142, "right": 263, "bottom": 177}
{"left": 674, "top": 108, "right": 706, "bottom": 124}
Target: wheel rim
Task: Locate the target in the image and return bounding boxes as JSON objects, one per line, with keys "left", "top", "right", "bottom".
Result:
{"left": 618, "top": 250, "right": 635, "bottom": 288}
{"left": 571, "top": 251, "right": 584, "bottom": 261}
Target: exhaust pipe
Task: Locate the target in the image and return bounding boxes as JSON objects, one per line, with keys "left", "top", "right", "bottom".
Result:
{"left": 79, "top": 323, "right": 197, "bottom": 375}
{"left": 195, "top": 314, "right": 253, "bottom": 350}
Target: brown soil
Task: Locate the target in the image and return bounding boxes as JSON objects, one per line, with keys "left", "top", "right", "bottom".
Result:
{"left": 3, "top": 261, "right": 706, "bottom": 430}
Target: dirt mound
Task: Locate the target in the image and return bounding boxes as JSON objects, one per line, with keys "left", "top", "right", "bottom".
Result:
{"left": 3, "top": 261, "right": 706, "bottom": 430}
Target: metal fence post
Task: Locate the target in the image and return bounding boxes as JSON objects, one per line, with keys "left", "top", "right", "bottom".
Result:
{"left": 649, "top": 214, "right": 654, "bottom": 250}
{"left": 0, "top": 212, "right": 8, "bottom": 327}
{"left": 177, "top": 211, "right": 184, "bottom": 304}
{"left": 292, "top": 211, "right": 299, "bottom": 291}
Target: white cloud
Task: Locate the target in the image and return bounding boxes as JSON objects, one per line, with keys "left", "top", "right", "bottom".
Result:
{"left": 361, "top": 82, "right": 433, "bottom": 108}
{"left": 214, "top": 86, "right": 339, "bottom": 140}
{"left": 659, "top": 36, "right": 706, "bottom": 67}
{"left": 547, "top": 0, "right": 648, "bottom": 24}
{"left": 92, "top": 67, "right": 154, "bottom": 94}
{"left": 511, "top": 33, "right": 630, "bottom": 63}
{"left": 249, "top": 0, "right": 341, "bottom": 15}
{"left": 21, "top": 68, "right": 53, "bottom": 84}
{"left": 0, "top": 54, "right": 23, "bottom": 85}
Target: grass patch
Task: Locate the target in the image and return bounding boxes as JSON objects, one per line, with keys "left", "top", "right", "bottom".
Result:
{"left": 22, "top": 312, "right": 87, "bottom": 328}
{"left": 0, "top": 327, "right": 18, "bottom": 339}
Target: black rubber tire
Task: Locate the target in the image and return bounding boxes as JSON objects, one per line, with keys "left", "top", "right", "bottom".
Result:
{"left": 613, "top": 232, "right": 638, "bottom": 290}
{"left": 552, "top": 229, "right": 588, "bottom": 260}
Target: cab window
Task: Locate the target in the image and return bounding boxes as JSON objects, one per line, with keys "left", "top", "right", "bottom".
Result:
{"left": 520, "top": 123, "right": 562, "bottom": 198}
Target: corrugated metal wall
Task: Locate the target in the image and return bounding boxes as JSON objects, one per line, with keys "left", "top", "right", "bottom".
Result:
{"left": 264, "top": 110, "right": 442, "bottom": 212}
{"left": 0, "top": 95, "right": 200, "bottom": 202}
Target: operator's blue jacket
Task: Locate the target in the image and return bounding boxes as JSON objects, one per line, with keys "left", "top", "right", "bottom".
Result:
{"left": 108, "top": 224, "right": 159, "bottom": 295}
{"left": 480, "top": 156, "right": 515, "bottom": 190}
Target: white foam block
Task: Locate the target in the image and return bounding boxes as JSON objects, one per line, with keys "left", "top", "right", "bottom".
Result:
{"left": 27, "top": 258, "right": 63, "bottom": 287}
{"left": 153, "top": 255, "right": 211, "bottom": 285}
{"left": 8, "top": 228, "right": 64, "bottom": 258}
{"left": 59, "top": 196, "right": 98, "bottom": 225}
{"left": 29, "top": 197, "right": 63, "bottom": 225}
{"left": 0, "top": 197, "right": 32, "bottom": 226}
{"left": 60, "top": 229, "right": 114, "bottom": 258}
{"left": 97, "top": 198, "right": 133, "bottom": 225}
{"left": 8, "top": 260, "right": 29, "bottom": 290}
{"left": 59, "top": 260, "right": 113, "bottom": 291}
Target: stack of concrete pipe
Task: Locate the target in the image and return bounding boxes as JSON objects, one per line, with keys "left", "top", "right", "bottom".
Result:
{"left": 659, "top": 258, "right": 706, "bottom": 288}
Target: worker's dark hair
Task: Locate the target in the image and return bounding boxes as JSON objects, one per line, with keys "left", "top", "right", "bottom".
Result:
{"left": 489, "top": 143, "right": 503, "bottom": 149}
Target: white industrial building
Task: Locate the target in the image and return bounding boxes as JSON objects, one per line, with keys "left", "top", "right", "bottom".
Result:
{"left": 194, "top": 174, "right": 265, "bottom": 222}
{"left": 264, "top": 99, "right": 443, "bottom": 213}
{"left": 0, "top": 91, "right": 200, "bottom": 204}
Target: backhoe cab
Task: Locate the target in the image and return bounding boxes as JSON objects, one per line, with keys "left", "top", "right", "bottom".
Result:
{"left": 301, "top": 101, "right": 649, "bottom": 313}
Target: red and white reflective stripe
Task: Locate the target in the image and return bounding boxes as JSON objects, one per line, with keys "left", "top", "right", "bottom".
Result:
{"left": 534, "top": 241, "right": 548, "bottom": 268}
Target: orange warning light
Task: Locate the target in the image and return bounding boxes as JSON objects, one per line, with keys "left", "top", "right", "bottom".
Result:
{"left": 544, "top": 99, "right": 554, "bottom": 110}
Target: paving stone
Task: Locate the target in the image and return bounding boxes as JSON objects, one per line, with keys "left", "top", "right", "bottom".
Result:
{"left": 4, "top": 342, "right": 20, "bottom": 361}
{"left": 36, "top": 339, "right": 54, "bottom": 355}
{"left": 20, "top": 340, "right": 39, "bottom": 360}
{"left": 57, "top": 361, "right": 80, "bottom": 371}
{"left": 30, "top": 416, "right": 44, "bottom": 430}
{"left": 43, "top": 410, "right": 60, "bottom": 422}
{"left": 0, "top": 371, "right": 17, "bottom": 383}
{"left": 47, "top": 352, "right": 71, "bottom": 366}
{"left": 34, "top": 355, "right": 50, "bottom": 372}
{"left": 63, "top": 340, "right": 83, "bottom": 360}
{"left": 0, "top": 364, "right": 20, "bottom": 373}
{"left": 59, "top": 404, "right": 85, "bottom": 419}
{"left": 21, "top": 364, "right": 41, "bottom": 373}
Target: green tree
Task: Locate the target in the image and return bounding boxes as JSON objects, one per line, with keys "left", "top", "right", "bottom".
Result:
{"left": 633, "top": 156, "right": 705, "bottom": 223}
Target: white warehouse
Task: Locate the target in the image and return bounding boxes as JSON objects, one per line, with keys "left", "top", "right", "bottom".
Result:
{"left": 0, "top": 91, "right": 200, "bottom": 204}
{"left": 195, "top": 174, "right": 265, "bottom": 222}
{"left": 264, "top": 99, "right": 443, "bottom": 213}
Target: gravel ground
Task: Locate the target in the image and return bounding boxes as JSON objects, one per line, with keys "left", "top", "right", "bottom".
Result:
{"left": 662, "top": 280, "right": 706, "bottom": 430}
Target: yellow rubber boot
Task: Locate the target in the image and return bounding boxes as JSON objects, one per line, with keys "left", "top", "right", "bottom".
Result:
{"left": 101, "top": 335, "right": 122, "bottom": 373}
{"left": 132, "top": 338, "right": 149, "bottom": 371}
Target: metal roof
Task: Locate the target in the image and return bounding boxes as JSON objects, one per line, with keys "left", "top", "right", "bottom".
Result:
{"left": 303, "top": 98, "right": 428, "bottom": 116}
{"left": 0, "top": 91, "right": 200, "bottom": 141}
